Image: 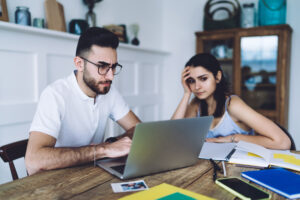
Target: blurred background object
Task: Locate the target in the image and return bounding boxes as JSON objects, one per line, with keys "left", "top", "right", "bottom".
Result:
{"left": 258, "top": 0, "right": 286, "bottom": 26}
{"left": 0, "top": 0, "right": 9, "bottom": 22}
{"left": 130, "top": 23, "right": 140, "bottom": 46}
{"left": 44, "top": 0, "right": 66, "bottom": 32}
{"left": 15, "top": 6, "right": 31, "bottom": 26}
{"left": 69, "top": 19, "right": 89, "bottom": 35}
{"left": 83, "top": 0, "right": 103, "bottom": 27}
{"left": 203, "top": 0, "right": 241, "bottom": 30}
{"left": 33, "top": 18, "right": 44, "bottom": 28}
{"left": 103, "top": 24, "right": 128, "bottom": 43}
{"left": 241, "top": 3, "right": 255, "bottom": 28}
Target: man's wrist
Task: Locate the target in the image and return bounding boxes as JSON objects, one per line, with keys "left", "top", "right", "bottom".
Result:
{"left": 93, "top": 144, "right": 96, "bottom": 167}
{"left": 105, "top": 137, "right": 118, "bottom": 143}
{"left": 94, "top": 144, "right": 106, "bottom": 160}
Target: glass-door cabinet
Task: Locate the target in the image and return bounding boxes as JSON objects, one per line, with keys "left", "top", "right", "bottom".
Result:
{"left": 196, "top": 25, "right": 292, "bottom": 127}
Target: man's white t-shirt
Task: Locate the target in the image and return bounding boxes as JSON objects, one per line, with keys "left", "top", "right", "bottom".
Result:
{"left": 29, "top": 71, "right": 130, "bottom": 147}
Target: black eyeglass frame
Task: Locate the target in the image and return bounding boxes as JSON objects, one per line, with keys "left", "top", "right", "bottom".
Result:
{"left": 80, "top": 56, "right": 122, "bottom": 75}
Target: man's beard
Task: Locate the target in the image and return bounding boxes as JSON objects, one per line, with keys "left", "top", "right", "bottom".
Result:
{"left": 83, "top": 69, "right": 112, "bottom": 94}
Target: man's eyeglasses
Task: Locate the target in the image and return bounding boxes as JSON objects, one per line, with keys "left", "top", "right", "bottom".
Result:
{"left": 80, "top": 57, "right": 122, "bottom": 75}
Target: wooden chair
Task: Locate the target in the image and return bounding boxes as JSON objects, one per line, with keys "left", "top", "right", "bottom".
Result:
{"left": 0, "top": 139, "right": 28, "bottom": 180}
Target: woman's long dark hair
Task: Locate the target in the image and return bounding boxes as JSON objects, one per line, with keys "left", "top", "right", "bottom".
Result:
{"left": 185, "top": 53, "right": 230, "bottom": 117}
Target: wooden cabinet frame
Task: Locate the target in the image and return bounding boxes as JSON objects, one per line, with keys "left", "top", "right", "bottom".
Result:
{"left": 195, "top": 25, "right": 292, "bottom": 127}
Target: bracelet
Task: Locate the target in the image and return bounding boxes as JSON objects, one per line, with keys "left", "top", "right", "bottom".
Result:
{"left": 231, "top": 135, "right": 236, "bottom": 143}
{"left": 93, "top": 145, "right": 96, "bottom": 167}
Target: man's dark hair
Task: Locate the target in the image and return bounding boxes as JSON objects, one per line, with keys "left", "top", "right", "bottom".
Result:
{"left": 75, "top": 27, "right": 119, "bottom": 56}
{"left": 185, "top": 53, "right": 230, "bottom": 118}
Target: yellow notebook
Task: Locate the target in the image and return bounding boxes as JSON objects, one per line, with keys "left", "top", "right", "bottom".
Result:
{"left": 119, "top": 183, "right": 215, "bottom": 200}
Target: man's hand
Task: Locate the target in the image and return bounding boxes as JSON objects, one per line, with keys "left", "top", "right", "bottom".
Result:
{"left": 102, "top": 136, "right": 132, "bottom": 158}
{"left": 119, "top": 126, "right": 136, "bottom": 139}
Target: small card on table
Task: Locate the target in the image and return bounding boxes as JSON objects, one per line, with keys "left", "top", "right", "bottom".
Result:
{"left": 111, "top": 180, "right": 148, "bottom": 193}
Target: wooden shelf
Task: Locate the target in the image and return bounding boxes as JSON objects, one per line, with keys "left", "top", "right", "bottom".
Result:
{"left": 195, "top": 24, "right": 292, "bottom": 36}
{"left": 0, "top": 21, "right": 169, "bottom": 55}
{"left": 242, "top": 84, "right": 276, "bottom": 89}
{"left": 217, "top": 58, "right": 233, "bottom": 62}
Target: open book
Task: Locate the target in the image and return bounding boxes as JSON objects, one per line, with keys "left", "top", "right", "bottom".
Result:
{"left": 229, "top": 141, "right": 300, "bottom": 171}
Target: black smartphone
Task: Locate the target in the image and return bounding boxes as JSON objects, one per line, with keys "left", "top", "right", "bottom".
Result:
{"left": 216, "top": 177, "right": 271, "bottom": 200}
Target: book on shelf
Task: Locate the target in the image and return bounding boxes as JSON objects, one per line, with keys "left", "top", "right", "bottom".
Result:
{"left": 242, "top": 168, "right": 300, "bottom": 199}
{"left": 228, "top": 141, "right": 300, "bottom": 171}
{"left": 119, "top": 183, "right": 214, "bottom": 200}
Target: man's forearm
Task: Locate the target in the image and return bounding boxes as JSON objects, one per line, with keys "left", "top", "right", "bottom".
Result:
{"left": 26, "top": 145, "right": 105, "bottom": 175}
{"left": 119, "top": 126, "right": 136, "bottom": 139}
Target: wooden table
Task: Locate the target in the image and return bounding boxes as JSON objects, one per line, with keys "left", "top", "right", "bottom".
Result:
{"left": 0, "top": 159, "right": 294, "bottom": 199}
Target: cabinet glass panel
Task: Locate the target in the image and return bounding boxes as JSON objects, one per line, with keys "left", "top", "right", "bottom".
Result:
{"left": 241, "top": 35, "right": 278, "bottom": 110}
{"left": 203, "top": 39, "right": 234, "bottom": 90}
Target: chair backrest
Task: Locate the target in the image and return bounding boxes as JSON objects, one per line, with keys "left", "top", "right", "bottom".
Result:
{"left": 0, "top": 139, "right": 28, "bottom": 180}
{"left": 276, "top": 123, "right": 296, "bottom": 150}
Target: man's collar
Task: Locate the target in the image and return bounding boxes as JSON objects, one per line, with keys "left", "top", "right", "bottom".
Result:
{"left": 70, "top": 70, "right": 94, "bottom": 101}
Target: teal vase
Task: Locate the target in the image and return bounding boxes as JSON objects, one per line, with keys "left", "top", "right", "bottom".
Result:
{"left": 258, "top": 0, "right": 286, "bottom": 26}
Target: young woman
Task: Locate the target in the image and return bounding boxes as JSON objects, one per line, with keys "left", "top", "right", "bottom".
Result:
{"left": 172, "top": 53, "right": 291, "bottom": 150}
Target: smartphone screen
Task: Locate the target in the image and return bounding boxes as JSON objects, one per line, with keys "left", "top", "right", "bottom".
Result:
{"left": 217, "top": 178, "right": 270, "bottom": 199}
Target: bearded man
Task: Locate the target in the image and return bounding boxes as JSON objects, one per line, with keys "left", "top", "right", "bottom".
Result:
{"left": 25, "top": 27, "right": 140, "bottom": 175}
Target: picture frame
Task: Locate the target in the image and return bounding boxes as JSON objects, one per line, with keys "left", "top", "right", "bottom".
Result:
{"left": 0, "top": 0, "right": 9, "bottom": 22}
{"left": 103, "top": 24, "right": 128, "bottom": 43}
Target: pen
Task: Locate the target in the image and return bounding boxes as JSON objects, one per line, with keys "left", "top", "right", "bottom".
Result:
{"left": 222, "top": 161, "right": 227, "bottom": 177}
{"left": 210, "top": 159, "right": 221, "bottom": 182}
{"left": 225, "top": 148, "right": 236, "bottom": 161}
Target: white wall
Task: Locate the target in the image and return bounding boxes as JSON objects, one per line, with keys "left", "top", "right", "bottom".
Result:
{"left": 161, "top": 0, "right": 206, "bottom": 119}
{"left": 98, "top": 0, "right": 163, "bottom": 49}
{"left": 0, "top": 24, "right": 78, "bottom": 184}
{"left": 286, "top": 0, "right": 300, "bottom": 149}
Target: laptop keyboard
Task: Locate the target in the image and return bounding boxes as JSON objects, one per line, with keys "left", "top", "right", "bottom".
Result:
{"left": 111, "top": 165, "right": 125, "bottom": 174}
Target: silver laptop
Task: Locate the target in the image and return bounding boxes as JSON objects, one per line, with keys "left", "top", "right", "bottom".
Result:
{"left": 97, "top": 116, "right": 213, "bottom": 179}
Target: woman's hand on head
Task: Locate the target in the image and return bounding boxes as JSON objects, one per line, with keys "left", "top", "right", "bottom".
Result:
{"left": 181, "top": 67, "right": 192, "bottom": 94}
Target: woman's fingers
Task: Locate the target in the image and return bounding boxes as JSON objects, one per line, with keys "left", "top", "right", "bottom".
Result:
{"left": 206, "top": 135, "right": 233, "bottom": 143}
{"left": 181, "top": 67, "right": 192, "bottom": 93}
